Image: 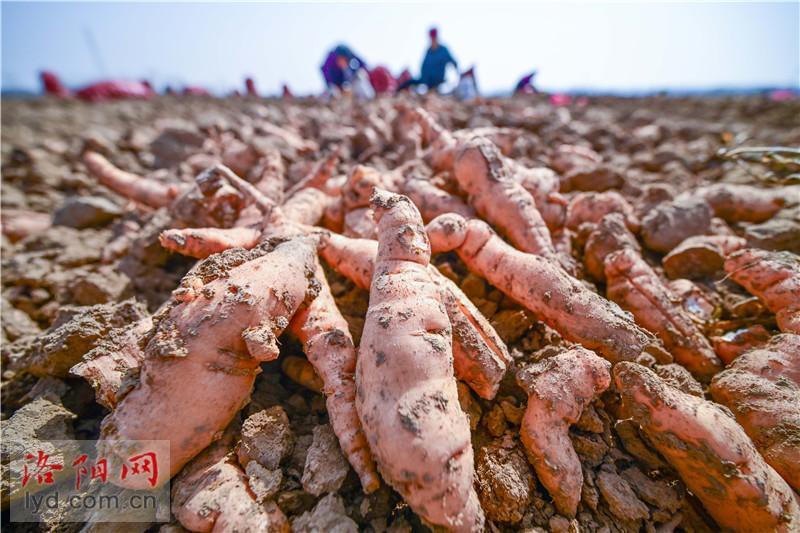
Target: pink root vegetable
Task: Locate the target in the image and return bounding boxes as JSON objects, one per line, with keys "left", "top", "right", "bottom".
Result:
{"left": 317, "top": 231, "right": 510, "bottom": 400}
{"left": 343, "top": 207, "right": 377, "bottom": 239}
{"left": 509, "top": 161, "right": 568, "bottom": 229}
{"left": 604, "top": 248, "right": 723, "bottom": 381}
{"left": 582, "top": 213, "right": 641, "bottom": 282}
{"left": 662, "top": 235, "right": 746, "bottom": 279}
{"left": 284, "top": 149, "right": 339, "bottom": 198}
{"left": 100, "top": 238, "right": 318, "bottom": 486}
{"left": 454, "top": 137, "right": 559, "bottom": 264}
{"left": 549, "top": 144, "right": 602, "bottom": 175}
{"left": 1, "top": 209, "right": 52, "bottom": 242}
{"left": 725, "top": 249, "right": 800, "bottom": 334}
{"left": 710, "top": 334, "right": 800, "bottom": 490}
{"left": 250, "top": 148, "right": 286, "bottom": 204}
{"left": 172, "top": 429, "right": 289, "bottom": 532}
{"left": 70, "top": 317, "right": 153, "bottom": 409}
{"left": 695, "top": 184, "right": 785, "bottom": 223}
{"left": 516, "top": 348, "right": 611, "bottom": 517}
{"left": 564, "top": 191, "right": 639, "bottom": 232}
{"left": 287, "top": 258, "right": 380, "bottom": 493}
{"left": 427, "top": 213, "right": 665, "bottom": 364}
{"left": 614, "top": 362, "right": 800, "bottom": 532}
{"left": 711, "top": 325, "right": 771, "bottom": 364}
{"left": 159, "top": 226, "right": 262, "bottom": 258}
{"left": 402, "top": 177, "right": 475, "bottom": 222}
{"left": 357, "top": 190, "right": 484, "bottom": 531}
{"left": 83, "top": 151, "right": 181, "bottom": 208}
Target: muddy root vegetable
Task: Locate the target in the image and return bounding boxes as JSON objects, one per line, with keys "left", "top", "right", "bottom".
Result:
{"left": 509, "top": 161, "right": 568, "bottom": 230}
{"left": 357, "top": 190, "right": 484, "bottom": 531}
{"left": 454, "top": 137, "right": 559, "bottom": 263}
{"left": 402, "top": 177, "right": 475, "bottom": 222}
{"left": 516, "top": 348, "right": 611, "bottom": 517}
{"left": 70, "top": 317, "right": 152, "bottom": 409}
{"left": 614, "top": 362, "right": 800, "bottom": 532}
{"left": 582, "top": 213, "right": 641, "bottom": 282}
{"left": 317, "top": 231, "right": 510, "bottom": 400}
{"left": 427, "top": 213, "right": 665, "bottom": 364}
{"left": 662, "top": 234, "right": 746, "bottom": 279}
{"left": 710, "top": 334, "right": 800, "bottom": 490}
{"left": 711, "top": 325, "right": 772, "bottom": 364}
{"left": 251, "top": 147, "right": 286, "bottom": 204}
{"left": 1, "top": 209, "right": 52, "bottom": 242}
{"left": 724, "top": 249, "right": 800, "bottom": 334}
{"left": 565, "top": 191, "right": 639, "bottom": 232}
{"left": 288, "top": 258, "right": 380, "bottom": 493}
{"left": 695, "top": 184, "right": 785, "bottom": 223}
{"left": 604, "top": 248, "right": 723, "bottom": 381}
{"left": 100, "top": 238, "right": 318, "bottom": 486}
{"left": 159, "top": 226, "right": 262, "bottom": 258}
{"left": 83, "top": 150, "right": 181, "bottom": 208}
{"left": 172, "top": 429, "right": 289, "bottom": 532}
{"left": 281, "top": 355, "right": 324, "bottom": 393}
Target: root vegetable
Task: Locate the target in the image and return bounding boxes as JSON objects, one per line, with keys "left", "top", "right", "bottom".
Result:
{"left": 640, "top": 198, "right": 712, "bottom": 253}
{"left": 281, "top": 355, "right": 324, "bottom": 393}
{"left": 662, "top": 235, "right": 746, "bottom": 279}
{"left": 356, "top": 190, "right": 484, "bottom": 532}
{"left": 284, "top": 149, "right": 339, "bottom": 198}
{"left": 402, "top": 177, "right": 475, "bottom": 222}
{"left": 516, "top": 348, "right": 611, "bottom": 517}
{"left": 1, "top": 209, "right": 52, "bottom": 242}
{"left": 83, "top": 151, "right": 180, "bottom": 208}
{"left": 565, "top": 191, "right": 639, "bottom": 232}
{"left": 454, "top": 137, "right": 558, "bottom": 263}
{"left": 251, "top": 148, "right": 286, "bottom": 204}
{"left": 604, "top": 248, "right": 723, "bottom": 381}
{"left": 710, "top": 325, "right": 771, "bottom": 364}
{"left": 710, "top": 334, "right": 800, "bottom": 490}
{"left": 695, "top": 184, "right": 785, "bottom": 223}
{"left": 614, "top": 362, "right": 800, "bottom": 532}
{"left": 159, "top": 226, "right": 262, "bottom": 258}
{"left": 317, "top": 231, "right": 510, "bottom": 400}
{"left": 343, "top": 207, "right": 377, "bottom": 239}
{"left": 583, "top": 213, "right": 641, "bottom": 281}
{"left": 288, "top": 258, "right": 380, "bottom": 493}
{"left": 100, "top": 238, "right": 318, "bottom": 486}
{"left": 508, "top": 161, "right": 568, "bottom": 230}
{"left": 725, "top": 249, "right": 800, "bottom": 334}
{"left": 427, "top": 213, "right": 666, "bottom": 364}
{"left": 172, "top": 429, "right": 289, "bottom": 532}
{"left": 70, "top": 316, "right": 152, "bottom": 409}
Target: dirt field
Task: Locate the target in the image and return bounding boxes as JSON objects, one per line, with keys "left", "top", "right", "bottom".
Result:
{"left": 2, "top": 93, "right": 799, "bottom": 532}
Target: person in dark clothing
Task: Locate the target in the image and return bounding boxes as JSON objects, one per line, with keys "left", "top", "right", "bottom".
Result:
{"left": 397, "top": 28, "right": 458, "bottom": 92}
{"left": 321, "top": 44, "right": 367, "bottom": 90}
{"left": 514, "top": 71, "right": 538, "bottom": 94}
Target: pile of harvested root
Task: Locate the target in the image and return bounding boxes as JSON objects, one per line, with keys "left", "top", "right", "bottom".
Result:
{"left": 2, "top": 93, "right": 799, "bottom": 532}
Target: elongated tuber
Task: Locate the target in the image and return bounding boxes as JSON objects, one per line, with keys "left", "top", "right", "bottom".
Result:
{"left": 604, "top": 248, "right": 723, "bottom": 380}
{"left": 710, "top": 334, "right": 800, "bottom": 490}
{"left": 357, "top": 190, "right": 484, "bottom": 531}
{"left": 582, "top": 213, "right": 641, "bottom": 281}
{"left": 100, "top": 238, "right": 318, "bottom": 486}
{"left": 662, "top": 234, "right": 746, "bottom": 279}
{"left": 83, "top": 150, "right": 181, "bottom": 208}
{"left": 288, "top": 257, "right": 380, "bottom": 493}
{"left": 427, "top": 213, "right": 665, "bottom": 364}
{"left": 725, "top": 249, "right": 800, "bottom": 333}
{"left": 694, "top": 184, "right": 785, "bottom": 223}
{"left": 516, "top": 348, "right": 611, "bottom": 517}
{"left": 565, "top": 191, "right": 639, "bottom": 232}
{"left": 454, "top": 137, "right": 558, "bottom": 263}
{"left": 614, "top": 362, "right": 800, "bottom": 532}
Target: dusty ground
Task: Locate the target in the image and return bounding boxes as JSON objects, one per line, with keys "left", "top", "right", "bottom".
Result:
{"left": 1, "top": 93, "right": 798, "bottom": 532}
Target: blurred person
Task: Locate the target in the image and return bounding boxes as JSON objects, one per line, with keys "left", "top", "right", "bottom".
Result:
{"left": 321, "top": 44, "right": 367, "bottom": 92}
{"left": 282, "top": 84, "right": 294, "bottom": 99}
{"left": 245, "top": 77, "right": 258, "bottom": 97}
{"left": 454, "top": 66, "right": 479, "bottom": 101}
{"left": 397, "top": 27, "right": 458, "bottom": 93}
{"left": 514, "top": 71, "right": 538, "bottom": 94}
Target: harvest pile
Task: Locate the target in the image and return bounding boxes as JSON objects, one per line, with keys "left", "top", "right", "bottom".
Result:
{"left": 2, "top": 93, "right": 799, "bottom": 532}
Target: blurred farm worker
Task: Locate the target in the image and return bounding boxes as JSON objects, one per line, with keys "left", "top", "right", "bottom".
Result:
{"left": 454, "top": 67, "right": 479, "bottom": 101}
{"left": 397, "top": 27, "right": 458, "bottom": 93}
{"left": 514, "top": 71, "right": 538, "bottom": 94}
{"left": 321, "top": 44, "right": 367, "bottom": 91}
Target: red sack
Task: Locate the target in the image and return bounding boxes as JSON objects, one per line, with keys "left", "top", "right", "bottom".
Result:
{"left": 368, "top": 66, "right": 397, "bottom": 94}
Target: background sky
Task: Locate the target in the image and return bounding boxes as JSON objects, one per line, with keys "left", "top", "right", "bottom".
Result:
{"left": 2, "top": 1, "right": 798, "bottom": 96}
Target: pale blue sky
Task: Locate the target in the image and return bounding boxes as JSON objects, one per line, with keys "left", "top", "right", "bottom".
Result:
{"left": 2, "top": 2, "right": 798, "bottom": 95}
